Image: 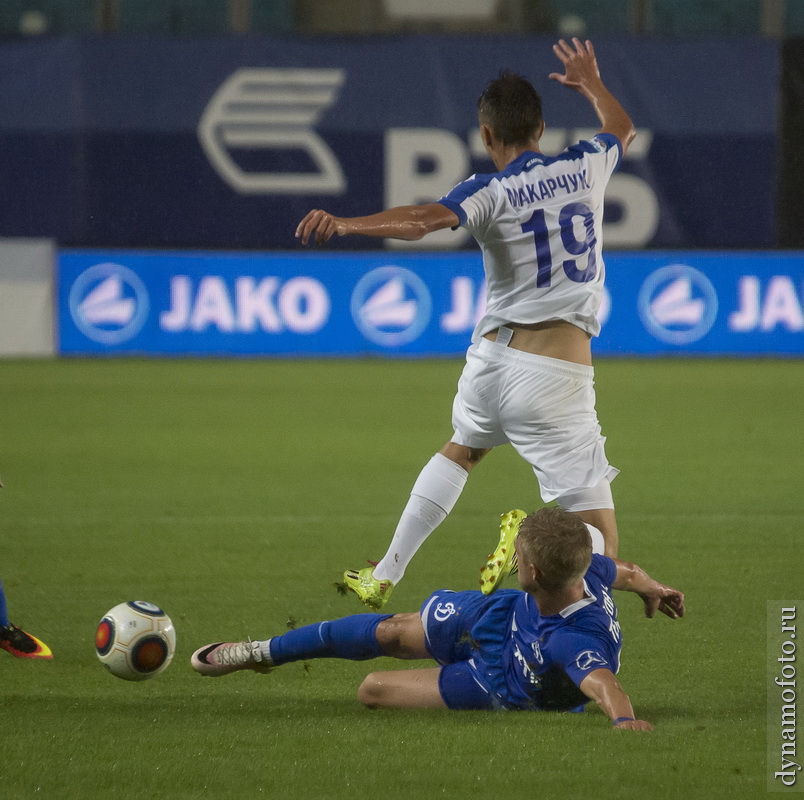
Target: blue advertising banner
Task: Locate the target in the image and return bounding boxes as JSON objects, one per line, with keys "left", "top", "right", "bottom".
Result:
{"left": 600, "top": 252, "right": 804, "bottom": 355}
{"left": 0, "top": 36, "right": 779, "bottom": 250}
{"left": 58, "top": 250, "right": 804, "bottom": 357}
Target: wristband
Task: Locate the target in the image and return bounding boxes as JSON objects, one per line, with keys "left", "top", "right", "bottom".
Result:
{"left": 613, "top": 716, "right": 635, "bottom": 726}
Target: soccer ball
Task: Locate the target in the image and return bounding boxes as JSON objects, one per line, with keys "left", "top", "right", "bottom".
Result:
{"left": 95, "top": 601, "right": 176, "bottom": 681}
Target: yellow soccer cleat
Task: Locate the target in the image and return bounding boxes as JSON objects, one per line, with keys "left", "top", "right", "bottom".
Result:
{"left": 479, "top": 509, "right": 527, "bottom": 595}
{"left": 343, "top": 567, "right": 393, "bottom": 610}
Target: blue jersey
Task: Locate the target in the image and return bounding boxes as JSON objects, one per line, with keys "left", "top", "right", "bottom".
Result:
{"left": 420, "top": 554, "right": 621, "bottom": 711}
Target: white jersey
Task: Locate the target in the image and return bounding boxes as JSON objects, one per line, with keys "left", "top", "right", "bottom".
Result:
{"left": 438, "top": 133, "right": 622, "bottom": 341}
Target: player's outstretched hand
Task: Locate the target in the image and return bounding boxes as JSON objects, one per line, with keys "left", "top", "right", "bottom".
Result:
{"left": 614, "top": 719, "right": 654, "bottom": 732}
{"left": 548, "top": 38, "right": 602, "bottom": 93}
{"left": 639, "top": 583, "right": 685, "bottom": 620}
{"left": 296, "top": 209, "right": 346, "bottom": 246}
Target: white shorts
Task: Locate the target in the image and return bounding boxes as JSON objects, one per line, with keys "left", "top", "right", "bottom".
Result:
{"left": 451, "top": 335, "right": 618, "bottom": 503}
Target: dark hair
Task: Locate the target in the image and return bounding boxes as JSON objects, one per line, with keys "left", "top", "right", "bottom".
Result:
{"left": 477, "top": 70, "right": 543, "bottom": 147}
{"left": 517, "top": 508, "right": 592, "bottom": 589}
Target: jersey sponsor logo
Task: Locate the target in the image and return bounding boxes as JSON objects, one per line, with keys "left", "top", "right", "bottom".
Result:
{"left": 575, "top": 650, "right": 609, "bottom": 671}
{"left": 589, "top": 135, "right": 607, "bottom": 153}
{"left": 68, "top": 263, "right": 149, "bottom": 344}
{"left": 513, "top": 643, "right": 539, "bottom": 685}
{"left": 433, "top": 601, "right": 457, "bottom": 622}
{"left": 638, "top": 264, "right": 718, "bottom": 345}
{"left": 199, "top": 68, "right": 347, "bottom": 195}
{"left": 350, "top": 266, "right": 432, "bottom": 346}
{"left": 600, "top": 585, "right": 621, "bottom": 644}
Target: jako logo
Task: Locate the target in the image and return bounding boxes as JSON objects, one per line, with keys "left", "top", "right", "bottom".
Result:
{"left": 638, "top": 264, "right": 718, "bottom": 345}
{"left": 350, "top": 266, "right": 432, "bottom": 347}
{"left": 68, "top": 263, "right": 149, "bottom": 345}
{"left": 198, "top": 68, "right": 346, "bottom": 195}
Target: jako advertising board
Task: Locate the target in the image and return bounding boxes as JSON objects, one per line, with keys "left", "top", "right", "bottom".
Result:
{"left": 59, "top": 250, "right": 804, "bottom": 357}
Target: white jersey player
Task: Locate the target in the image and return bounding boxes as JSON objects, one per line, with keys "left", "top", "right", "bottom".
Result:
{"left": 296, "top": 38, "right": 636, "bottom": 610}
{"left": 442, "top": 134, "right": 620, "bottom": 344}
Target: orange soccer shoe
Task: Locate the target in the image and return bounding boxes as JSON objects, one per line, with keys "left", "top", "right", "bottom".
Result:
{"left": 0, "top": 623, "right": 53, "bottom": 659}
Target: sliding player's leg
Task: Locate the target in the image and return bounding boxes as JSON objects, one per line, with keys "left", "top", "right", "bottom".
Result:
{"left": 191, "top": 611, "right": 430, "bottom": 677}
{"left": 359, "top": 602, "right": 498, "bottom": 709}
{"left": 358, "top": 667, "right": 446, "bottom": 708}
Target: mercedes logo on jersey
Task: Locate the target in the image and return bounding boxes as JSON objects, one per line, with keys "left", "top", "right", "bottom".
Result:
{"left": 350, "top": 266, "right": 432, "bottom": 347}
{"left": 68, "top": 263, "right": 149, "bottom": 345}
{"left": 575, "top": 650, "right": 608, "bottom": 671}
{"left": 638, "top": 264, "right": 718, "bottom": 345}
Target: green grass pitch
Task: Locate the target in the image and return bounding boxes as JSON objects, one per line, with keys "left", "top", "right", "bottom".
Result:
{"left": 0, "top": 357, "right": 801, "bottom": 798}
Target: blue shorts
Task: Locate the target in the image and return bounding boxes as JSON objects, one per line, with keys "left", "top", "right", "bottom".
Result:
{"left": 419, "top": 589, "right": 518, "bottom": 710}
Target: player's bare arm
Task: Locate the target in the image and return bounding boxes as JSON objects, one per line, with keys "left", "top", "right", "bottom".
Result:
{"left": 611, "top": 558, "right": 686, "bottom": 620}
{"left": 579, "top": 667, "right": 653, "bottom": 731}
{"left": 296, "top": 203, "right": 459, "bottom": 246}
{"left": 548, "top": 38, "right": 636, "bottom": 155}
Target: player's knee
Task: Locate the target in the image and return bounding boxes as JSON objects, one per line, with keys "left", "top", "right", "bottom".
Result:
{"left": 439, "top": 442, "right": 488, "bottom": 472}
{"left": 357, "top": 673, "right": 385, "bottom": 708}
{"left": 375, "top": 616, "right": 405, "bottom": 657}
{"left": 375, "top": 614, "right": 414, "bottom": 658}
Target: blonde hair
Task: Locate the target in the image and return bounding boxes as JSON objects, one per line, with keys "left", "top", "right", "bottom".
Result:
{"left": 517, "top": 508, "right": 592, "bottom": 589}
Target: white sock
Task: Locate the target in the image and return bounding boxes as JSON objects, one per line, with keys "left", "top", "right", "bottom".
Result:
{"left": 373, "top": 495, "right": 446, "bottom": 584}
{"left": 585, "top": 523, "right": 605, "bottom": 555}
{"left": 258, "top": 638, "right": 274, "bottom": 665}
{"left": 373, "top": 453, "right": 469, "bottom": 584}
